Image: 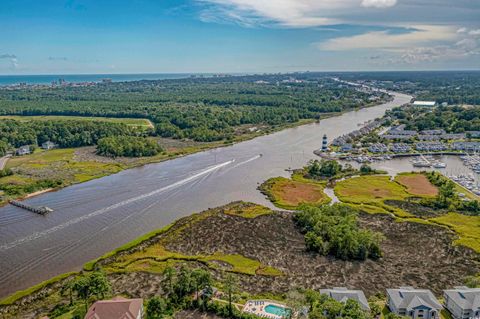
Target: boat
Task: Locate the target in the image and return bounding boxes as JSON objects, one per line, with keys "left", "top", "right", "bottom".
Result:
{"left": 432, "top": 162, "right": 446, "bottom": 168}
{"left": 412, "top": 160, "right": 431, "bottom": 167}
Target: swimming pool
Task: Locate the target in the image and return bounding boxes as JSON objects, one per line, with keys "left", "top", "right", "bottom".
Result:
{"left": 265, "top": 304, "right": 289, "bottom": 317}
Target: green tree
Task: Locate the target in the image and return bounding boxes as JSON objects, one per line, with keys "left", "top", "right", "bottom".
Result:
{"left": 163, "top": 266, "right": 176, "bottom": 298}
{"left": 191, "top": 268, "right": 212, "bottom": 304}
{"left": 224, "top": 273, "right": 237, "bottom": 317}
{"left": 146, "top": 296, "right": 167, "bottom": 319}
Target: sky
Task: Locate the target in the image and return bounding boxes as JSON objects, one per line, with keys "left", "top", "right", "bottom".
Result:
{"left": 0, "top": 0, "right": 479, "bottom": 74}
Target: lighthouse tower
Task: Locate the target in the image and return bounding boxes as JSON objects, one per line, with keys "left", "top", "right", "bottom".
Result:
{"left": 322, "top": 134, "right": 328, "bottom": 151}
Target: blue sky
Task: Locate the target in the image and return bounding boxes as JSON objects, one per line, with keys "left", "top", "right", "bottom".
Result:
{"left": 0, "top": 0, "right": 479, "bottom": 74}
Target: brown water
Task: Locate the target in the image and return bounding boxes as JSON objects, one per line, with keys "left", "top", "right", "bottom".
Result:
{"left": 0, "top": 92, "right": 412, "bottom": 298}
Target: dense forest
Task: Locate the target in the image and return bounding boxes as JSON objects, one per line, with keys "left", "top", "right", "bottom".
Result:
{"left": 337, "top": 71, "right": 480, "bottom": 105}
{"left": 387, "top": 105, "right": 480, "bottom": 132}
{"left": 0, "top": 119, "right": 139, "bottom": 148}
{"left": 96, "top": 136, "right": 163, "bottom": 157}
{"left": 0, "top": 74, "right": 382, "bottom": 142}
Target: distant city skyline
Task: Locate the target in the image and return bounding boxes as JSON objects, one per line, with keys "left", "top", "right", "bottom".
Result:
{"left": 1, "top": 0, "right": 479, "bottom": 74}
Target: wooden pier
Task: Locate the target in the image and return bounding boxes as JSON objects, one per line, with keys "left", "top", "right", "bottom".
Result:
{"left": 9, "top": 200, "right": 53, "bottom": 215}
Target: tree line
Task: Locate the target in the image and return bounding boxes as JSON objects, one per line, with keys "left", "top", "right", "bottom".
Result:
{"left": 0, "top": 75, "right": 379, "bottom": 142}
{"left": 0, "top": 119, "right": 140, "bottom": 148}
{"left": 96, "top": 136, "right": 164, "bottom": 157}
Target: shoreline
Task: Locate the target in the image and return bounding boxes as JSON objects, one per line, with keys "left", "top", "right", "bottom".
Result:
{"left": 0, "top": 100, "right": 388, "bottom": 207}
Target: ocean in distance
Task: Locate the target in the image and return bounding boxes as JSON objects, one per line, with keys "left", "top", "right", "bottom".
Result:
{"left": 0, "top": 73, "right": 207, "bottom": 86}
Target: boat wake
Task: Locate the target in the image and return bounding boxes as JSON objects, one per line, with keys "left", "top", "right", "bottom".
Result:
{"left": 232, "top": 154, "right": 262, "bottom": 168}
{"left": 0, "top": 160, "right": 234, "bottom": 252}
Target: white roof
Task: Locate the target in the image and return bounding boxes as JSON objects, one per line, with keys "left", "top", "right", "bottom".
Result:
{"left": 413, "top": 101, "right": 436, "bottom": 106}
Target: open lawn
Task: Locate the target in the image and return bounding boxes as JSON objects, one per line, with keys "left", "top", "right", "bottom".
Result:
{"left": 335, "top": 175, "right": 409, "bottom": 204}
{"left": 0, "top": 115, "right": 154, "bottom": 129}
{"left": 260, "top": 176, "right": 329, "bottom": 209}
{"left": 396, "top": 173, "right": 438, "bottom": 197}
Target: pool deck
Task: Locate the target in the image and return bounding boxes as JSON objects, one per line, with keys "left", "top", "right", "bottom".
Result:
{"left": 242, "top": 300, "right": 290, "bottom": 319}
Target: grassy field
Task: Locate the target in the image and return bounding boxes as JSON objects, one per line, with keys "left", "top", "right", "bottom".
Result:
{"left": 395, "top": 173, "right": 438, "bottom": 197}
{"left": 431, "top": 213, "right": 480, "bottom": 253}
{"left": 260, "top": 176, "right": 330, "bottom": 210}
{"left": 0, "top": 148, "right": 125, "bottom": 205}
{"left": 335, "top": 175, "right": 410, "bottom": 203}
{"left": 0, "top": 115, "right": 154, "bottom": 129}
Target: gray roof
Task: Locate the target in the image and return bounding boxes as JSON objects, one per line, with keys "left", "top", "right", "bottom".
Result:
{"left": 444, "top": 286, "right": 480, "bottom": 311}
{"left": 387, "top": 287, "right": 442, "bottom": 311}
{"left": 320, "top": 287, "right": 370, "bottom": 310}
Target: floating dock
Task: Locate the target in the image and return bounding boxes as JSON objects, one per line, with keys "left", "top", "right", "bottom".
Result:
{"left": 9, "top": 200, "right": 53, "bottom": 215}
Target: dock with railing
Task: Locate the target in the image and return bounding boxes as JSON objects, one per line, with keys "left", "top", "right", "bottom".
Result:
{"left": 8, "top": 200, "right": 53, "bottom": 215}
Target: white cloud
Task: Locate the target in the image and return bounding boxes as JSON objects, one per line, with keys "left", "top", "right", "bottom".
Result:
{"left": 357, "top": 26, "right": 480, "bottom": 65}
{"left": 197, "top": 0, "right": 398, "bottom": 27}
{"left": 318, "top": 25, "right": 457, "bottom": 50}
{"left": 469, "top": 29, "right": 480, "bottom": 36}
{"left": 361, "top": 0, "right": 397, "bottom": 8}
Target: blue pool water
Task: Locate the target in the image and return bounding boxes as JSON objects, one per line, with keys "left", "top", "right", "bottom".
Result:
{"left": 265, "top": 304, "right": 290, "bottom": 317}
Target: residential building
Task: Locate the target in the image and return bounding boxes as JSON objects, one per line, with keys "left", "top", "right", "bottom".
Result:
{"left": 15, "top": 145, "right": 31, "bottom": 156}
{"left": 413, "top": 101, "right": 437, "bottom": 107}
{"left": 390, "top": 143, "right": 411, "bottom": 153}
{"left": 85, "top": 297, "right": 144, "bottom": 319}
{"left": 320, "top": 287, "right": 370, "bottom": 311}
{"left": 420, "top": 130, "right": 445, "bottom": 135}
{"left": 444, "top": 286, "right": 480, "bottom": 319}
{"left": 415, "top": 142, "right": 447, "bottom": 152}
{"left": 369, "top": 143, "right": 388, "bottom": 153}
{"left": 341, "top": 144, "right": 353, "bottom": 152}
{"left": 41, "top": 141, "right": 56, "bottom": 150}
{"left": 441, "top": 133, "right": 466, "bottom": 140}
{"left": 387, "top": 287, "right": 442, "bottom": 319}
{"left": 452, "top": 142, "right": 480, "bottom": 152}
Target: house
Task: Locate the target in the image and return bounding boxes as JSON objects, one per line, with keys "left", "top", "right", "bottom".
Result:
{"left": 369, "top": 143, "right": 388, "bottom": 153}
{"left": 390, "top": 143, "right": 411, "bottom": 153}
{"left": 387, "top": 287, "right": 442, "bottom": 319}
{"left": 341, "top": 144, "right": 353, "bottom": 152}
{"left": 444, "top": 286, "right": 480, "bottom": 319}
{"left": 15, "top": 145, "right": 31, "bottom": 156}
{"left": 420, "top": 130, "right": 445, "bottom": 135}
{"left": 320, "top": 287, "right": 370, "bottom": 311}
{"left": 415, "top": 142, "right": 447, "bottom": 152}
{"left": 413, "top": 101, "right": 437, "bottom": 107}
{"left": 452, "top": 142, "right": 480, "bottom": 152}
{"left": 85, "top": 297, "right": 144, "bottom": 319}
{"left": 41, "top": 141, "right": 56, "bottom": 150}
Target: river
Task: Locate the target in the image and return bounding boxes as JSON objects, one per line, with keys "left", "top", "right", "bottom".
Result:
{"left": 0, "top": 92, "right": 412, "bottom": 298}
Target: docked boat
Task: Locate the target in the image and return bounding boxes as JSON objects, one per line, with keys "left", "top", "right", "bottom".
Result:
{"left": 412, "top": 160, "right": 431, "bottom": 167}
{"left": 432, "top": 161, "right": 446, "bottom": 168}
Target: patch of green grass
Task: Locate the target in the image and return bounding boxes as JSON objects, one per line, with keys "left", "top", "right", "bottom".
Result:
{"left": 0, "top": 115, "right": 153, "bottom": 129}
{"left": 223, "top": 202, "right": 273, "bottom": 218}
{"left": 430, "top": 213, "right": 480, "bottom": 253}
{"left": 83, "top": 223, "right": 174, "bottom": 271}
{"left": 335, "top": 175, "right": 409, "bottom": 204}
{"left": 0, "top": 272, "right": 77, "bottom": 306}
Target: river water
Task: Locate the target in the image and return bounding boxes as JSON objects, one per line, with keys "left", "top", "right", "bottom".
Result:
{"left": 0, "top": 92, "right": 412, "bottom": 298}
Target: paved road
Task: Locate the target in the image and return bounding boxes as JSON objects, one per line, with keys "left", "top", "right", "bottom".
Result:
{"left": 0, "top": 155, "right": 11, "bottom": 170}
